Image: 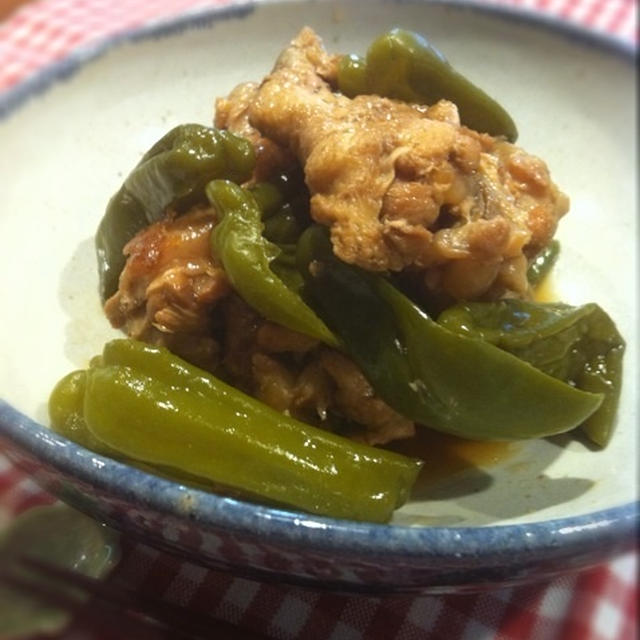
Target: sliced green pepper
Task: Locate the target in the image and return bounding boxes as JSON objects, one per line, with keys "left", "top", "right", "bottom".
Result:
{"left": 262, "top": 204, "right": 302, "bottom": 245}
{"left": 527, "top": 240, "right": 560, "bottom": 286}
{"left": 297, "top": 225, "right": 603, "bottom": 441}
{"left": 247, "top": 182, "right": 284, "bottom": 219}
{"left": 207, "top": 179, "right": 339, "bottom": 347}
{"left": 337, "top": 29, "right": 518, "bottom": 141}
{"left": 337, "top": 54, "right": 369, "bottom": 97}
{"left": 72, "top": 339, "right": 421, "bottom": 523}
{"left": 437, "top": 300, "right": 625, "bottom": 446}
{"left": 96, "top": 124, "right": 255, "bottom": 301}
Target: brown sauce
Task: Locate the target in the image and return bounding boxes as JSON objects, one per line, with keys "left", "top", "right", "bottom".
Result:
{"left": 533, "top": 273, "right": 557, "bottom": 302}
{"left": 386, "top": 428, "right": 514, "bottom": 488}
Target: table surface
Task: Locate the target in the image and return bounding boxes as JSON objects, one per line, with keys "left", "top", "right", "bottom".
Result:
{"left": 0, "top": 1, "right": 638, "bottom": 639}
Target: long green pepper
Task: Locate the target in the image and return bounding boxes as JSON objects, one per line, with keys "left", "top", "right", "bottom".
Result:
{"left": 337, "top": 29, "right": 518, "bottom": 141}
{"left": 438, "top": 300, "right": 625, "bottom": 446}
{"left": 297, "top": 226, "right": 603, "bottom": 441}
{"left": 49, "top": 339, "right": 421, "bottom": 523}
{"left": 207, "top": 179, "right": 338, "bottom": 347}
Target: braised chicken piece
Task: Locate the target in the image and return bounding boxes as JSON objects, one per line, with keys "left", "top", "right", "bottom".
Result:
{"left": 215, "top": 82, "right": 296, "bottom": 182}
{"left": 104, "top": 207, "right": 231, "bottom": 371}
{"left": 318, "top": 351, "right": 415, "bottom": 445}
{"left": 223, "top": 295, "right": 415, "bottom": 446}
{"left": 246, "top": 28, "right": 569, "bottom": 299}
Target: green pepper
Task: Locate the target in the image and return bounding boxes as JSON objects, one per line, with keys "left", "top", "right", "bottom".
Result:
{"left": 297, "top": 225, "right": 603, "bottom": 441}
{"left": 269, "top": 247, "right": 305, "bottom": 295}
{"left": 48, "top": 365, "right": 227, "bottom": 492}
{"left": 437, "top": 300, "right": 625, "bottom": 446}
{"left": 247, "top": 182, "right": 284, "bottom": 219}
{"left": 262, "top": 204, "right": 302, "bottom": 245}
{"left": 528, "top": 240, "right": 560, "bottom": 286}
{"left": 95, "top": 124, "right": 255, "bottom": 301}
{"left": 207, "top": 179, "right": 339, "bottom": 347}
{"left": 72, "top": 339, "right": 421, "bottom": 523}
{"left": 49, "top": 370, "right": 119, "bottom": 456}
{"left": 337, "top": 29, "right": 518, "bottom": 141}
{"left": 337, "top": 54, "right": 368, "bottom": 97}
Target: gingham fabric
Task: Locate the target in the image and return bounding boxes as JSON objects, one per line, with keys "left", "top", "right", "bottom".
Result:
{"left": 0, "top": 1, "right": 637, "bottom": 639}
{"left": 1, "top": 462, "right": 638, "bottom": 639}
{"left": 0, "top": 0, "right": 636, "bottom": 91}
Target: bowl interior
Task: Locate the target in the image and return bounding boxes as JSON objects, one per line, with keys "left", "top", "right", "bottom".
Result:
{"left": 0, "top": 0, "right": 637, "bottom": 529}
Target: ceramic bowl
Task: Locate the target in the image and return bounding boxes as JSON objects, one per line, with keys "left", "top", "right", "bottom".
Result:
{"left": 0, "top": 0, "right": 637, "bottom": 594}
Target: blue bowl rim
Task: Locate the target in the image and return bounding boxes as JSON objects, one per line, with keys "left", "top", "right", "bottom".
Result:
{"left": 0, "top": 0, "right": 637, "bottom": 567}
{"left": 1, "top": 400, "right": 638, "bottom": 562}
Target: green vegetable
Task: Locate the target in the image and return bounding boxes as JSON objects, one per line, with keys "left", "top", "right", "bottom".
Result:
{"left": 297, "top": 225, "right": 603, "bottom": 441}
{"left": 263, "top": 204, "right": 302, "bottom": 245}
{"left": 337, "top": 29, "right": 518, "bottom": 141}
{"left": 207, "top": 179, "right": 338, "bottom": 347}
{"left": 48, "top": 364, "right": 223, "bottom": 492}
{"left": 247, "top": 182, "right": 284, "bottom": 219}
{"left": 67, "top": 339, "right": 421, "bottom": 523}
{"left": 49, "top": 370, "right": 118, "bottom": 456}
{"left": 528, "top": 240, "right": 560, "bottom": 286}
{"left": 337, "top": 54, "right": 369, "bottom": 96}
{"left": 437, "top": 300, "right": 625, "bottom": 446}
{"left": 95, "top": 124, "right": 255, "bottom": 301}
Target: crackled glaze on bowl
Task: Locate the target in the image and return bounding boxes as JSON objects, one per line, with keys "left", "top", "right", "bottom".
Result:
{"left": 0, "top": 0, "right": 637, "bottom": 592}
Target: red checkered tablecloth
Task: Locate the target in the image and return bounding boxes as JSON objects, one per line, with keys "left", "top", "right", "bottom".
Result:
{"left": 0, "top": 0, "right": 637, "bottom": 91}
{"left": 0, "top": 1, "right": 637, "bottom": 639}
{"left": 1, "top": 463, "right": 638, "bottom": 639}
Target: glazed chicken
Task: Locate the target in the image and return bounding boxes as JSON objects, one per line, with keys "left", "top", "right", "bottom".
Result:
{"left": 221, "top": 296, "right": 415, "bottom": 446}
{"left": 104, "top": 207, "right": 230, "bottom": 371}
{"left": 104, "top": 27, "right": 570, "bottom": 446}
{"left": 240, "top": 28, "right": 569, "bottom": 300}
{"left": 215, "top": 82, "right": 296, "bottom": 181}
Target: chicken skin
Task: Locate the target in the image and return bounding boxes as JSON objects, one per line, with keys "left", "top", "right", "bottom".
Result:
{"left": 104, "top": 207, "right": 230, "bottom": 371}
{"left": 245, "top": 28, "right": 569, "bottom": 299}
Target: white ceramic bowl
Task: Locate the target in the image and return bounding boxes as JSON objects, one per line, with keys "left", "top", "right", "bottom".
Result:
{"left": 0, "top": 0, "right": 637, "bottom": 593}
